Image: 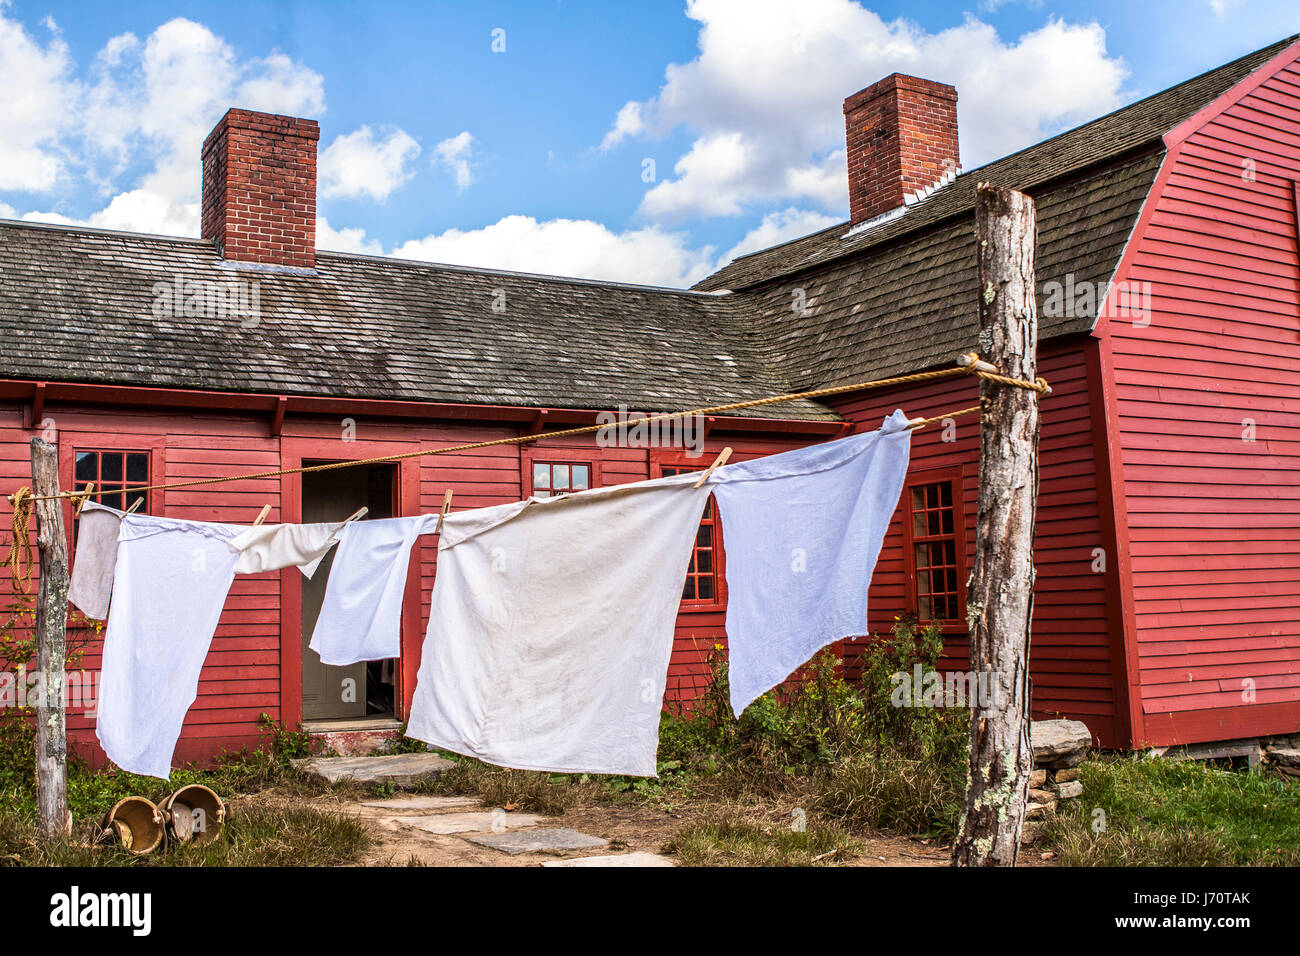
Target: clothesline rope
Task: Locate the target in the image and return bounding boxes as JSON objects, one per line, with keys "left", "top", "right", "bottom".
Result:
{"left": 6, "top": 356, "right": 1048, "bottom": 510}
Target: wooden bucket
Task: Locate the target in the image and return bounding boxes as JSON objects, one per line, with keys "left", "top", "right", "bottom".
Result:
{"left": 98, "top": 796, "right": 166, "bottom": 855}
{"left": 161, "top": 784, "right": 229, "bottom": 846}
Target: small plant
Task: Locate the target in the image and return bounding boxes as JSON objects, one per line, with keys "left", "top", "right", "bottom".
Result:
{"left": 257, "top": 713, "right": 320, "bottom": 765}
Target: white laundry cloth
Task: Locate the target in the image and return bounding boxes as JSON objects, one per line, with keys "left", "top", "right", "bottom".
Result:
{"left": 96, "top": 514, "right": 243, "bottom": 779}
{"left": 406, "top": 473, "right": 713, "bottom": 777}
{"left": 228, "top": 520, "right": 345, "bottom": 577}
{"left": 309, "top": 515, "right": 434, "bottom": 666}
{"left": 709, "top": 410, "right": 912, "bottom": 716}
{"left": 68, "top": 501, "right": 124, "bottom": 620}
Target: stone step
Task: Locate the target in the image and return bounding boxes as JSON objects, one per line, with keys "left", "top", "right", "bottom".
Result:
{"left": 292, "top": 752, "right": 456, "bottom": 786}
{"left": 392, "top": 811, "right": 545, "bottom": 835}
{"left": 468, "top": 828, "right": 609, "bottom": 855}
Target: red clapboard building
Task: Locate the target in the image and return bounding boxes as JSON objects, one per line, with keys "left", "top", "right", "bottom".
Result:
{"left": 2, "top": 35, "right": 1300, "bottom": 769}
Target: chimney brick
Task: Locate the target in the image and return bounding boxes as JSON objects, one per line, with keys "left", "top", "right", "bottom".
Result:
{"left": 201, "top": 109, "right": 320, "bottom": 269}
{"left": 843, "top": 74, "right": 959, "bottom": 224}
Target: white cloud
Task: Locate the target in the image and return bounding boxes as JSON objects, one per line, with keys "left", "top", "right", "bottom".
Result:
{"left": 1208, "top": 0, "right": 1246, "bottom": 17}
{"left": 600, "top": 101, "right": 645, "bottom": 152}
{"left": 606, "top": 0, "right": 1128, "bottom": 221}
{"left": 389, "top": 215, "right": 716, "bottom": 288}
{"left": 0, "top": 10, "right": 76, "bottom": 191}
{"left": 316, "top": 216, "right": 383, "bottom": 255}
{"left": 320, "top": 124, "right": 420, "bottom": 201}
{"left": 433, "top": 131, "right": 477, "bottom": 190}
{"left": 9, "top": 15, "right": 325, "bottom": 236}
{"left": 720, "top": 206, "right": 841, "bottom": 265}
{"left": 22, "top": 188, "right": 197, "bottom": 236}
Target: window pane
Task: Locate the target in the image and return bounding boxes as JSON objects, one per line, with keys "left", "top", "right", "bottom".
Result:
{"left": 909, "top": 480, "right": 960, "bottom": 623}
{"left": 697, "top": 549, "right": 712, "bottom": 573}
{"left": 552, "top": 465, "right": 569, "bottom": 491}
{"left": 101, "top": 488, "right": 124, "bottom": 511}
{"left": 571, "top": 465, "right": 589, "bottom": 490}
{"left": 532, "top": 463, "right": 549, "bottom": 489}
{"left": 75, "top": 452, "right": 97, "bottom": 483}
{"left": 126, "top": 454, "right": 148, "bottom": 483}
{"left": 101, "top": 455, "right": 123, "bottom": 481}
{"left": 682, "top": 580, "right": 695, "bottom": 600}
{"left": 697, "top": 576, "right": 713, "bottom": 600}
{"left": 125, "top": 492, "right": 146, "bottom": 514}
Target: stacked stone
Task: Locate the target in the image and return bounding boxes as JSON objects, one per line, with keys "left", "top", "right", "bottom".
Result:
{"left": 1022, "top": 719, "right": 1091, "bottom": 843}
{"left": 1263, "top": 736, "right": 1300, "bottom": 780}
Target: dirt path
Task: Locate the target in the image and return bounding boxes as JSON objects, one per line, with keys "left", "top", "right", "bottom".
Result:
{"left": 257, "top": 790, "right": 957, "bottom": 866}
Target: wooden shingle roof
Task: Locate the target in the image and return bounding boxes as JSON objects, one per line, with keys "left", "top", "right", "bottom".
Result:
{"left": 695, "top": 35, "right": 1295, "bottom": 296}
{"left": 0, "top": 36, "right": 1292, "bottom": 413}
{"left": 0, "top": 221, "right": 834, "bottom": 420}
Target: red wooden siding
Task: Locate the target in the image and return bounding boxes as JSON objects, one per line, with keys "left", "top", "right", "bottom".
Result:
{"left": 827, "top": 342, "right": 1122, "bottom": 746}
{"left": 1098, "top": 54, "right": 1300, "bottom": 745}
{"left": 0, "top": 397, "right": 826, "bottom": 768}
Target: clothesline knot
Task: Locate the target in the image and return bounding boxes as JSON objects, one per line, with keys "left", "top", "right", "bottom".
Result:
{"left": 6, "top": 486, "right": 34, "bottom": 595}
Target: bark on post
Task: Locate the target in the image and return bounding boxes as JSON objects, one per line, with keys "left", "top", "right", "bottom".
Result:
{"left": 30, "top": 437, "right": 70, "bottom": 839}
{"left": 951, "top": 183, "right": 1040, "bottom": 867}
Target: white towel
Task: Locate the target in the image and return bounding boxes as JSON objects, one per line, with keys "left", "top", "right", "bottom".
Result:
{"left": 309, "top": 515, "right": 435, "bottom": 666}
{"left": 709, "top": 410, "right": 912, "bottom": 716}
{"left": 406, "top": 473, "right": 712, "bottom": 777}
{"left": 96, "top": 513, "right": 243, "bottom": 779}
{"left": 68, "top": 501, "right": 124, "bottom": 621}
{"left": 228, "top": 520, "right": 345, "bottom": 577}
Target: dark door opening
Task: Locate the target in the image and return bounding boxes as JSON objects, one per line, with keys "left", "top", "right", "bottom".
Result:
{"left": 301, "top": 462, "right": 399, "bottom": 721}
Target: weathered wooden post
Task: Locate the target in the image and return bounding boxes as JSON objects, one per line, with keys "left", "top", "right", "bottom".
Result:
{"left": 30, "top": 437, "right": 70, "bottom": 838}
{"left": 952, "top": 183, "right": 1041, "bottom": 867}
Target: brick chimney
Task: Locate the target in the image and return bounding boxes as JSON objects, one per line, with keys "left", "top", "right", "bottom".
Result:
{"left": 843, "top": 74, "right": 959, "bottom": 224}
{"left": 201, "top": 109, "right": 320, "bottom": 270}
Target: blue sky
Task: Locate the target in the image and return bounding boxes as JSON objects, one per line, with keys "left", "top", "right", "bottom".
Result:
{"left": 1, "top": 0, "right": 1298, "bottom": 286}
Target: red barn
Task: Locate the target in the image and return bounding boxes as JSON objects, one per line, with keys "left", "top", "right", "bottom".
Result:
{"left": 3, "top": 35, "right": 1300, "bottom": 769}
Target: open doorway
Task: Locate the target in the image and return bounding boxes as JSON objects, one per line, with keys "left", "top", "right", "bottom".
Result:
{"left": 300, "top": 462, "right": 399, "bottom": 721}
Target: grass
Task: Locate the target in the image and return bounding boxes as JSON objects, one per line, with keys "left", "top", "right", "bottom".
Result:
{"left": 814, "top": 750, "right": 964, "bottom": 838}
{"left": 1, "top": 801, "right": 371, "bottom": 867}
{"left": 668, "top": 813, "right": 860, "bottom": 867}
{"left": 0, "top": 713, "right": 370, "bottom": 867}
{"left": 1040, "top": 755, "right": 1300, "bottom": 866}
{"left": 7, "top": 619, "right": 1299, "bottom": 867}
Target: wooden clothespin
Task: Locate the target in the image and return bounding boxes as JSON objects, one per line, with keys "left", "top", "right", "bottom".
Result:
{"left": 342, "top": 506, "right": 368, "bottom": 524}
{"left": 957, "top": 351, "right": 1001, "bottom": 375}
{"left": 693, "top": 447, "right": 732, "bottom": 488}
{"left": 252, "top": 504, "right": 272, "bottom": 526}
{"left": 126, "top": 496, "right": 145, "bottom": 515}
{"left": 434, "top": 489, "right": 453, "bottom": 534}
{"left": 74, "top": 482, "right": 95, "bottom": 516}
